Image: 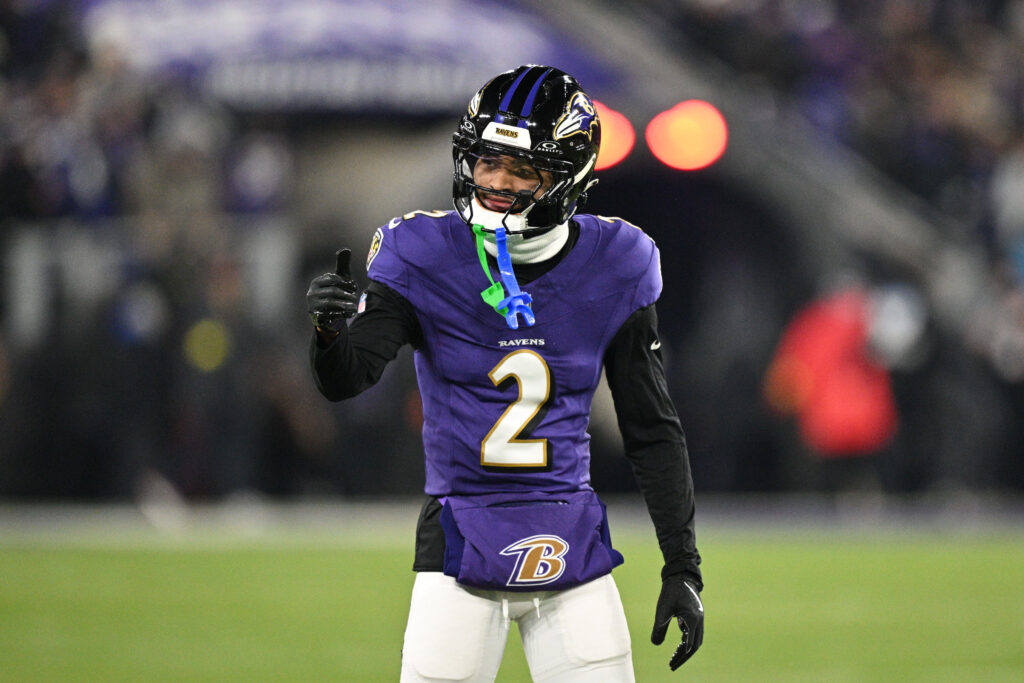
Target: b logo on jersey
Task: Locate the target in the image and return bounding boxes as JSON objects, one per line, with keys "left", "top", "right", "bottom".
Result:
{"left": 500, "top": 535, "right": 569, "bottom": 587}
{"left": 553, "top": 91, "right": 598, "bottom": 141}
{"left": 366, "top": 228, "right": 383, "bottom": 270}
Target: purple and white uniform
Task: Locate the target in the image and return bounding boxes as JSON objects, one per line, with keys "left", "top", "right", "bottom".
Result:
{"left": 311, "top": 61, "right": 703, "bottom": 680}
{"left": 312, "top": 209, "right": 694, "bottom": 682}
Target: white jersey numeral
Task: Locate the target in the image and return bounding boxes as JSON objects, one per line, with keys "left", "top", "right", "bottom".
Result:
{"left": 481, "top": 350, "right": 551, "bottom": 467}
{"left": 401, "top": 209, "right": 448, "bottom": 221}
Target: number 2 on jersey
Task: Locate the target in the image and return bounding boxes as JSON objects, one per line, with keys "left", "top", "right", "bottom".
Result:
{"left": 481, "top": 350, "right": 551, "bottom": 467}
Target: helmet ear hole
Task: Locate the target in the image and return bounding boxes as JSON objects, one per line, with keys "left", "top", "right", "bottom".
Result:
{"left": 452, "top": 65, "right": 601, "bottom": 233}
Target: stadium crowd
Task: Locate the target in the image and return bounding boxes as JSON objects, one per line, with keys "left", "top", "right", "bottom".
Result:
{"left": 652, "top": 0, "right": 1024, "bottom": 370}
{"left": 635, "top": 0, "right": 1024, "bottom": 492}
{"left": 1, "top": 0, "right": 1022, "bottom": 501}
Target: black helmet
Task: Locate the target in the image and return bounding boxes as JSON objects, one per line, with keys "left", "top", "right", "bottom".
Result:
{"left": 452, "top": 65, "right": 601, "bottom": 233}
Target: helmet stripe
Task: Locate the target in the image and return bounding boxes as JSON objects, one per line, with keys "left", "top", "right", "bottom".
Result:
{"left": 497, "top": 66, "right": 551, "bottom": 128}
{"left": 498, "top": 67, "right": 534, "bottom": 114}
{"left": 519, "top": 67, "right": 553, "bottom": 118}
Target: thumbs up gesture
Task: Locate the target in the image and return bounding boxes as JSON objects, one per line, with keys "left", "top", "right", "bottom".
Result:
{"left": 306, "top": 248, "right": 360, "bottom": 333}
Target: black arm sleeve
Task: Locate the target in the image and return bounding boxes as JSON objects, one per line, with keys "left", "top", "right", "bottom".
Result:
{"left": 310, "top": 280, "right": 422, "bottom": 401}
{"left": 604, "top": 304, "right": 702, "bottom": 589}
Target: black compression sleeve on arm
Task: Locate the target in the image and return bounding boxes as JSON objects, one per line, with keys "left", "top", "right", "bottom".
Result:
{"left": 604, "top": 304, "right": 702, "bottom": 588}
{"left": 310, "top": 280, "right": 421, "bottom": 401}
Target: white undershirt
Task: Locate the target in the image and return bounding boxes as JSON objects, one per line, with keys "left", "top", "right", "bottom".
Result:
{"left": 469, "top": 197, "right": 569, "bottom": 265}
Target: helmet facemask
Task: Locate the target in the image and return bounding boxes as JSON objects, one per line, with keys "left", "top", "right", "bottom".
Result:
{"left": 453, "top": 138, "right": 589, "bottom": 236}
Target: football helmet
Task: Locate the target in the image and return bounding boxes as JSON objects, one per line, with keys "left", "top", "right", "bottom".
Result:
{"left": 453, "top": 65, "right": 601, "bottom": 234}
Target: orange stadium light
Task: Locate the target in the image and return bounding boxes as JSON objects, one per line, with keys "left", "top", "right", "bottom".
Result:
{"left": 646, "top": 100, "right": 728, "bottom": 171}
{"left": 593, "top": 100, "right": 635, "bottom": 171}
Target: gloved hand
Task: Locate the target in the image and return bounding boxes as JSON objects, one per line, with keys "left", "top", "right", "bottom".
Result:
{"left": 306, "top": 248, "right": 359, "bottom": 332}
{"left": 651, "top": 575, "right": 704, "bottom": 671}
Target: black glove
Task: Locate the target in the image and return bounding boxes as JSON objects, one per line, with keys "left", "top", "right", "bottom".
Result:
{"left": 651, "top": 575, "right": 704, "bottom": 671}
{"left": 306, "top": 248, "right": 359, "bottom": 332}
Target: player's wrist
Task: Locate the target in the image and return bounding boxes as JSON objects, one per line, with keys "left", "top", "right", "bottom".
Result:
{"left": 315, "top": 326, "right": 342, "bottom": 346}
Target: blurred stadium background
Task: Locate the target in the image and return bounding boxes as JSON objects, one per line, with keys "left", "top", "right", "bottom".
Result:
{"left": 2, "top": 0, "right": 1024, "bottom": 679}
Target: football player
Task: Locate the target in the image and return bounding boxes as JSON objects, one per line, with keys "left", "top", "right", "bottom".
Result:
{"left": 307, "top": 65, "right": 703, "bottom": 681}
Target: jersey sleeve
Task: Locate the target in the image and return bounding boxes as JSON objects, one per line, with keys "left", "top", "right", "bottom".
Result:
{"left": 589, "top": 214, "right": 667, "bottom": 315}
{"left": 364, "top": 211, "right": 454, "bottom": 301}
{"left": 596, "top": 215, "right": 663, "bottom": 313}
{"left": 365, "top": 220, "right": 409, "bottom": 297}
{"left": 632, "top": 240, "right": 663, "bottom": 312}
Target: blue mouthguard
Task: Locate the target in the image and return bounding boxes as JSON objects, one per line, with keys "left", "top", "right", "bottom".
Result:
{"left": 493, "top": 226, "right": 535, "bottom": 329}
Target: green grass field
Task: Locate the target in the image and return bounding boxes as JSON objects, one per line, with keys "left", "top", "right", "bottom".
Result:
{"left": 1, "top": 504, "right": 1023, "bottom": 681}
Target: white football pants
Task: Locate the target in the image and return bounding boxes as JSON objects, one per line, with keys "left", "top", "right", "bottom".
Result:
{"left": 400, "top": 572, "right": 634, "bottom": 682}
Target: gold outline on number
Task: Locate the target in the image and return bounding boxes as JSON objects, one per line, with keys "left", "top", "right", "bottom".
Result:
{"left": 481, "top": 349, "right": 551, "bottom": 467}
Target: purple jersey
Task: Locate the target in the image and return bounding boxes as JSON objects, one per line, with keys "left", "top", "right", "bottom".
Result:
{"left": 366, "top": 210, "right": 661, "bottom": 497}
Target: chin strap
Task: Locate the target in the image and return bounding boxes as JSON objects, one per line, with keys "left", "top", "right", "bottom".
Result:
{"left": 472, "top": 224, "right": 535, "bottom": 329}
